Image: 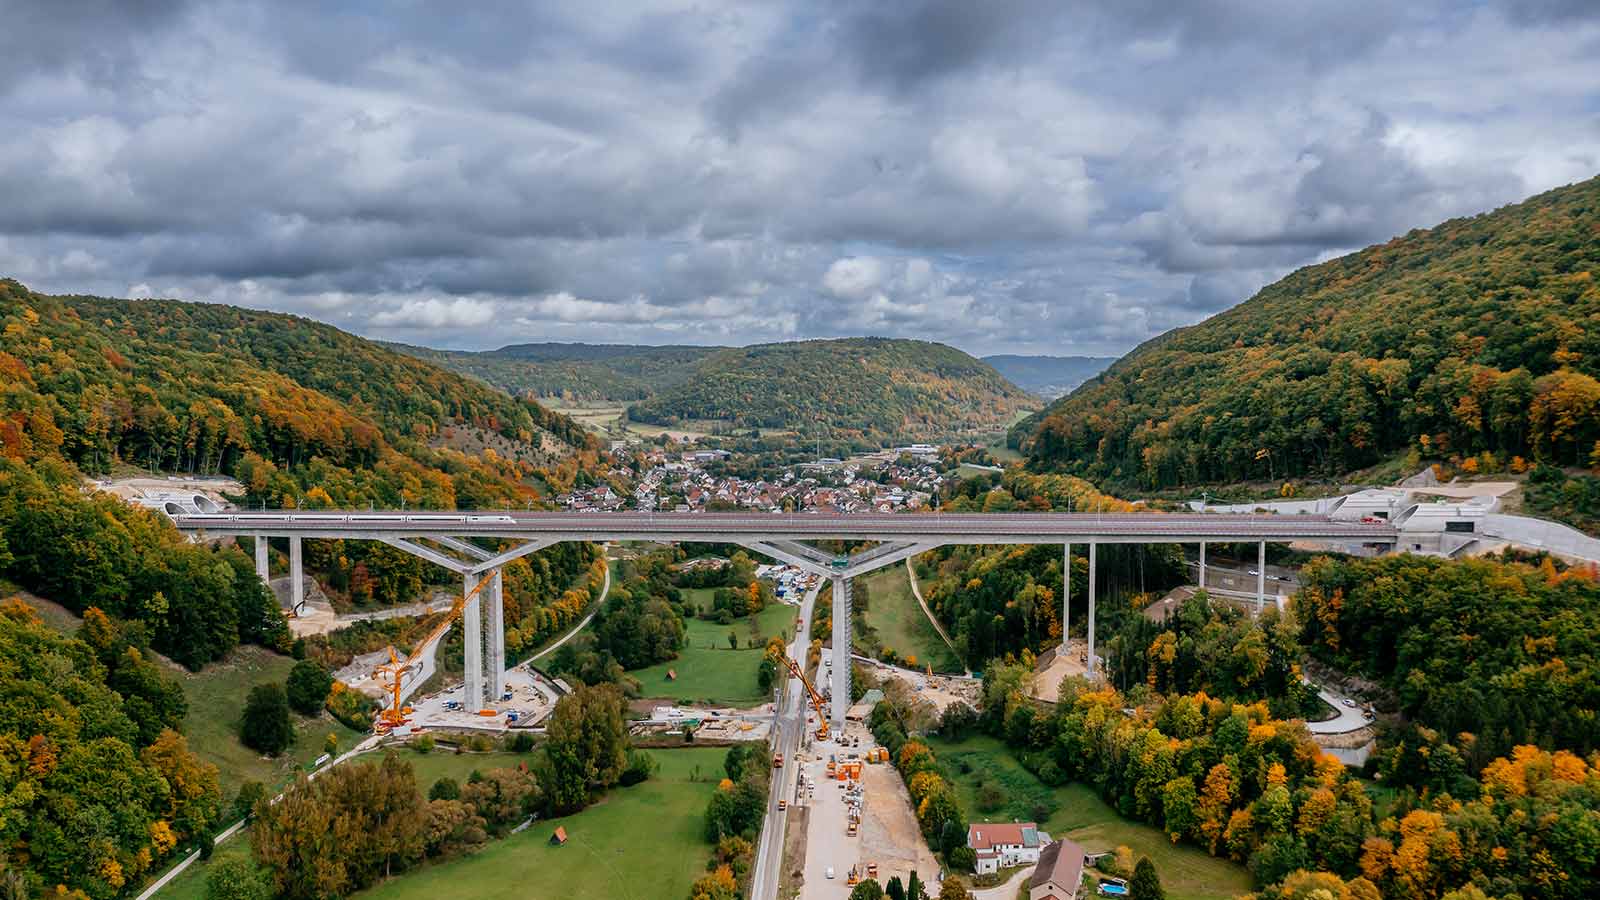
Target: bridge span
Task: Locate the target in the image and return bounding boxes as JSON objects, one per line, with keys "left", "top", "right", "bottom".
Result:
{"left": 175, "top": 510, "right": 1395, "bottom": 726}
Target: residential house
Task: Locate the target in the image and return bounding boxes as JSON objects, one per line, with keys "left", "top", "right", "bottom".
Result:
{"left": 1028, "top": 839, "right": 1086, "bottom": 900}
{"left": 967, "top": 822, "right": 1050, "bottom": 875}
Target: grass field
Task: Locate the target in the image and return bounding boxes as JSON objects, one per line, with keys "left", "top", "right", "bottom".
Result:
{"left": 858, "top": 566, "right": 964, "bottom": 674}
{"left": 177, "top": 645, "right": 366, "bottom": 800}
{"left": 360, "top": 746, "right": 727, "bottom": 900}
{"left": 630, "top": 602, "right": 796, "bottom": 706}
{"left": 926, "top": 735, "right": 1252, "bottom": 900}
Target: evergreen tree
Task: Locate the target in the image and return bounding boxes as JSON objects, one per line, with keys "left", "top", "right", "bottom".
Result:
{"left": 285, "top": 659, "right": 333, "bottom": 715}
{"left": 1130, "top": 857, "right": 1165, "bottom": 900}
{"left": 241, "top": 682, "right": 293, "bottom": 755}
{"left": 850, "top": 880, "right": 885, "bottom": 900}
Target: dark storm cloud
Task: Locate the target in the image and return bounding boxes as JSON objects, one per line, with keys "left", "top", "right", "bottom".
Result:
{"left": 1, "top": 0, "right": 1597, "bottom": 356}
{"left": 1, "top": 0, "right": 192, "bottom": 91}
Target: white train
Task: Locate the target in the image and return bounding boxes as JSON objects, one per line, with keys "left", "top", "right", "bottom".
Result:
{"left": 179, "top": 513, "right": 517, "bottom": 524}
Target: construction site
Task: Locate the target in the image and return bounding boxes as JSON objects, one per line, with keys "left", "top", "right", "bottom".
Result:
{"left": 785, "top": 722, "right": 938, "bottom": 897}
{"left": 334, "top": 568, "right": 570, "bottom": 734}
{"left": 767, "top": 647, "right": 941, "bottom": 899}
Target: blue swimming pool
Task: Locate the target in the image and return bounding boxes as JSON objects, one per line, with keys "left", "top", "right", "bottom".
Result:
{"left": 1099, "top": 885, "right": 1128, "bottom": 897}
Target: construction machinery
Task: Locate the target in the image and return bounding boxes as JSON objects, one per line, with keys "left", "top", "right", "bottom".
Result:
{"left": 781, "top": 654, "right": 830, "bottom": 742}
{"left": 372, "top": 570, "right": 496, "bottom": 729}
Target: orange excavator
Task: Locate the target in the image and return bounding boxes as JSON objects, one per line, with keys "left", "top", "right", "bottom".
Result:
{"left": 373, "top": 570, "right": 496, "bottom": 730}
{"left": 782, "top": 654, "right": 830, "bottom": 742}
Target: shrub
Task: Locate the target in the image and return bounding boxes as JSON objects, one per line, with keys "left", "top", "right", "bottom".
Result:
{"left": 325, "top": 682, "right": 376, "bottom": 730}
{"left": 205, "top": 857, "right": 272, "bottom": 900}
{"left": 947, "top": 845, "right": 977, "bottom": 872}
{"left": 233, "top": 781, "right": 268, "bottom": 821}
{"left": 430, "top": 777, "right": 461, "bottom": 801}
{"left": 619, "top": 749, "right": 657, "bottom": 787}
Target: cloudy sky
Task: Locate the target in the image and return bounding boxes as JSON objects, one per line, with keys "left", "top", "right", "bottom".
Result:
{"left": 4, "top": 1, "right": 1599, "bottom": 356}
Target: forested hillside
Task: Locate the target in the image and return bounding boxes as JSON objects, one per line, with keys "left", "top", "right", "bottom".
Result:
{"left": 0, "top": 280, "right": 594, "bottom": 507}
{"left": 0, "top": 600, "right": 225, "bottom": 899}
{"left": 981, "top": 354, "right": 1115, "bottom": 398}
{"left": 392, "top": 341, "right": 720, "bottom": 402}
{"left": 1015, "top": 175, "right": 1600, "bottom": 490}
{"left": 626, "top": 337, "right": 1036, "bottom": 445}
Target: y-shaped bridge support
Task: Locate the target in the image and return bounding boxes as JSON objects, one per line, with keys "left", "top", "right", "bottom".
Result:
{"left": 374, "top": 535, "right": 554, "bottom": 710}
{"left": 739, "top": 538, "right": 943, "bottom": 732}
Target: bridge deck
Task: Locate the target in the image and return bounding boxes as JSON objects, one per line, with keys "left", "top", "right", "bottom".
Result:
{"left": 174, "top": 510, "right": 1397, "bottom": 544}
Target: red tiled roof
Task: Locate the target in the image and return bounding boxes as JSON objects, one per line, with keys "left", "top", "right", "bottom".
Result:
{"left": 967, "top": 822, "right": 1038, "bottom": 850}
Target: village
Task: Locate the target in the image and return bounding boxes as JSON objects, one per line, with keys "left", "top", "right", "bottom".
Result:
{"left": 558, "top": 441, "right": 951, "bottom": 515}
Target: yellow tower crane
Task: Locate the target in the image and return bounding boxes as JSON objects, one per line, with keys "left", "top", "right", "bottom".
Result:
{"left": 781, "top": 654, "right": 831, "bottom": 742}
{"left": 372, "top": 570, "right": 496, "bottom": 730}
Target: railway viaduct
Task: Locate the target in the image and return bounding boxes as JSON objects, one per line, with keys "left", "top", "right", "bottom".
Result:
{"left": 173, "top": 511, "right": 1396, "bottom": 728}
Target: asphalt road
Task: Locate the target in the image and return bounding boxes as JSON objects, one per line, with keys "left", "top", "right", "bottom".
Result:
{"left": 749, "top": 581, "right": 823, "bottom": 900}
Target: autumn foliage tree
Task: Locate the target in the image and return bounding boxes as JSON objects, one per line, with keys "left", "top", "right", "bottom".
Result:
{"left": 1015, "top": 175, "right": 1600, "bottom": 490}
{"left": 252, "top": 753, "right": 428, "bottom": 899}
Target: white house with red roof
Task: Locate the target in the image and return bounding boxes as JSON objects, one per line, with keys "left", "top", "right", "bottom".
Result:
{"left": 967, "top": 822, "right": 1050, "bottom": 875}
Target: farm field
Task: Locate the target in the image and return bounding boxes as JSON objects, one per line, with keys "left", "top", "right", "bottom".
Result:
{"left": 630, "top": 602, "right": 797, "bottom": 705}
{"left": 925, "top": 735, "right": 1252, "bottom": 900}
{"left": 359, "top": 747, "right": 727, "bottom": 900}
{"left": 858, "top": 566, "right": 964, "bottom": 674}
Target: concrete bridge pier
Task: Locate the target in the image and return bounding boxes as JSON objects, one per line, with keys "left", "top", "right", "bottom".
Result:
{"left": 255, "top": 536, "right": 269, "bottom": 585}
{"left": 1061, "top": 542, "right": 1071, "bottom": 654}
{"left": 462, "top": 570, "right": 485, "bottom": 711}
{"left": 1087, "top": 540, "right": 1097, "bottom": 677}
{"left": 486, "top": 568, "right": 505, "bottom": 700}
{"left": 1256, "top": 540, "right": 1266, "bottom": 615}
{"left": 831, "top": 575, "right": 851, "bottom": 730}
{"left": 1199, "top": 540, "right": 1207, "bottom": 589}
{"left": 289, "top": 536, "right": 304, "bottom": 615}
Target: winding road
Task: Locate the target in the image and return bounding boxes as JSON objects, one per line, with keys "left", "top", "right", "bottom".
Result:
{"left": 529, "top": 555, "right": 612, "bottom": 663}
{"left": 904, "top": 557, "right": 969, "bottom": 675}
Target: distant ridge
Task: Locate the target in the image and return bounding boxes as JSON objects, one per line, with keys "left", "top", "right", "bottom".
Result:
{"left": 400, "top": 336, "right": 1037, "bottom": 445}
{"left": 625, "top": 337, "right": 1036, "bottom": 444}
{"left": 391, "top": 341, "right": 723, "bottom": 401}
{"left": 981, "top": 354, "right": 1116, "bottom": 398}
